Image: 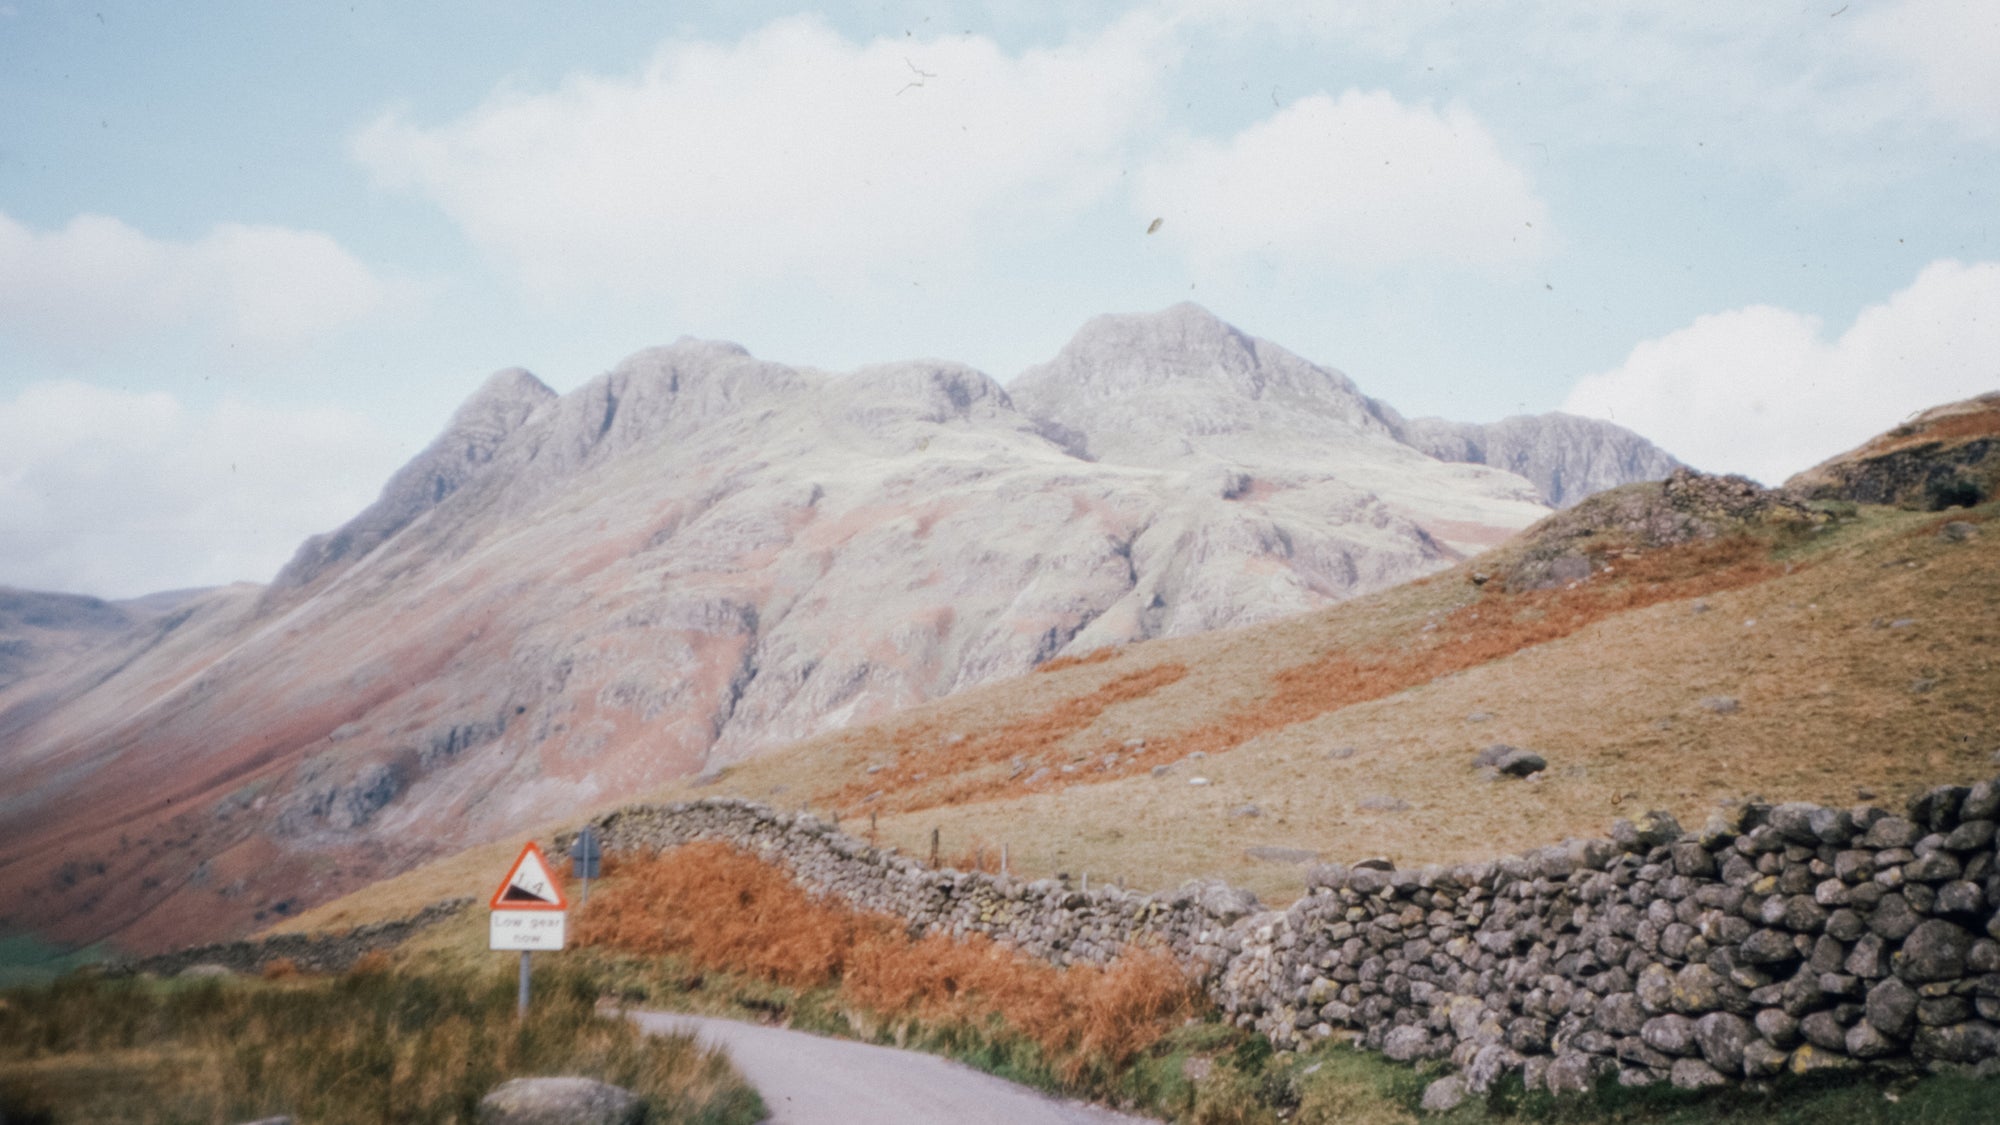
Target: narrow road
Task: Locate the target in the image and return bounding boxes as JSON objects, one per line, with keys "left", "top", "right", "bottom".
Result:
{"left": 630, "top": 1011, "right": 1160, "bottom": 1125}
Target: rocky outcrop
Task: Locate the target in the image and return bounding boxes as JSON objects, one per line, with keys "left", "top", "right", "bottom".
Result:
{"left": 1786, "top": 392, "right": 2000, "bottom": 511}
{"left": 578, "top": 774, "right": 2000, "bottom": 1094}
{"left": 1384, "top": 411, "right": 1683, "bottom": 508}
{"left": 1484, "top": 468, "right": 1827, "bottom": 592}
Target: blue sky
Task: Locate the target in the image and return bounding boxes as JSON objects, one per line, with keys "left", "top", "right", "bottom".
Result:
{"left": 3, "top": 1, "right": 1998, "bottom": 597}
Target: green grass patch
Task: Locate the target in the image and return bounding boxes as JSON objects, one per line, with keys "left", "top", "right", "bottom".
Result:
{"left": 0, "top": 933, "right": 109, "bottom": 990}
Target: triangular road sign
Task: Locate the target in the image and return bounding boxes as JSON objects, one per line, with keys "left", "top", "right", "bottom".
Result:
{"left": 490, "top": 841, "right": 567, "bottom": 911}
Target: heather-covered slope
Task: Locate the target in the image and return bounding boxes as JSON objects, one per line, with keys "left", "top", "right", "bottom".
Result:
{"left": 1, "top": 306, "right": 1679, "bottom": 953}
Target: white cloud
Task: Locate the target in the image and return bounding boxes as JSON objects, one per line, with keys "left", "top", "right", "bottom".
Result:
{"left": 1847, "top": 0, "right": 2000, "bottom": 140}
{"left": 351, "top": 14, "right": 1170, "bottom": 304}
{"left": 0, "top": 212, "right": 393, "bottom": 363}
{"left": 1170, "top": 2, "right": 2000, "bottom": 169}
{"left": 1563, "top": 260, "right": 2000, "bottom": 485}
{"left": 1133, "top": 91, "right": 1546, "bottom": 271}
{"left": 0, "top": 382, "right": 408, "bottom": 597}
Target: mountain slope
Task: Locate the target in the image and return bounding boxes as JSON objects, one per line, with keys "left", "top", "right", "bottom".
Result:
{"left": 644, "top": 451, "right": 1996, "bottom": 908}
{"left": 0, "top": 305, "right": 1678, "bottom": 952}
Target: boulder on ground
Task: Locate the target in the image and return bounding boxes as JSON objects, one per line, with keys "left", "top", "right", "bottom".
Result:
{"left": 478, "top": 1077, "right": 644, "bottom": 1125}
{"left": 1420, "top": 1074, "right": 1467, "bottom": 1112}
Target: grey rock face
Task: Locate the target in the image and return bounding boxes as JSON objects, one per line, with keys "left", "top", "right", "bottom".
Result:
{"left": 478, "top": 1077, "right": 643, "bottom": 1125}
{"left": 1383, "top": 410, "right": 1683, "bottom": 508}
{"left": 1008, "top": 303, "right": 1554, "bottom": 561}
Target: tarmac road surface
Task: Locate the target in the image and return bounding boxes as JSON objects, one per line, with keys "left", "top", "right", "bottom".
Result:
{"left": 631, "top": 1010, "right": 1160, "bottom": 1125}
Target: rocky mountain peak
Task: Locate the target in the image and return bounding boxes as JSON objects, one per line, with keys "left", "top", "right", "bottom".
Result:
{"left": 1007, "top": 305, "right": 1397, "bottom": 474}
{"left": 459, "top": 367, "right": 557, "bottom": 427}
{"left": 831, "top": 360, "right": 1014, "bottom": 427}
{"left": 268, "top": 366, "right": 556, "bottom": 595}
{"left": 1013, "top": 302, "right": 1365, "bottom": 412}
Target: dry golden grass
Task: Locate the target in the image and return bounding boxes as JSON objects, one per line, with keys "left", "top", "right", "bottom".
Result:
{"left": 1853, "top": 396, "right": 2000, "bottom": 457}
{"left": 770, "top": 535, "right": 1784, "bottom": 828}
{"left": 1037, "top": 646, "right": 1124, "bottom": 674}
{"left": 265, "top": 835, "right": 526, "bottom": 936}
{"left": 576, "top": 843, "right": 1197, "bottom": 1080}
{"left": 822, "top": 662, "right": 1189, "bottom": 814}
{"left": 844, "top": 507, "right": 2000, "bottom": 903}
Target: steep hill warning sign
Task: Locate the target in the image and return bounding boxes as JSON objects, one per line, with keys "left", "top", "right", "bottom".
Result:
{"left": 490, "top": 841, "right": 567, "bottom": 951}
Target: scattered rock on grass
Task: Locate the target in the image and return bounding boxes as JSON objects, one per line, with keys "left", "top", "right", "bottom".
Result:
{"left": 1473, "top": 743, "right": 1548, "bottom": 777}
{"left": 478, "top": 1078, "right": 643, "bottom": 1125}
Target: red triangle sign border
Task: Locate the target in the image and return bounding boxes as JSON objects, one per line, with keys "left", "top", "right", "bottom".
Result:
{"left": 489, "top": 840, "right": 568, "bottom": 911}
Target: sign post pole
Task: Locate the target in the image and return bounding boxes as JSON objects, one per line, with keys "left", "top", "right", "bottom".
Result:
{"left": 518, "top": 950, "right": 531, "bottom": 1020}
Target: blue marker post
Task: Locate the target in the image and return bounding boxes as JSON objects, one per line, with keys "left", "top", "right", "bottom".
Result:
{"left": 570, "top": 825, "right": 602, "bottom": 906}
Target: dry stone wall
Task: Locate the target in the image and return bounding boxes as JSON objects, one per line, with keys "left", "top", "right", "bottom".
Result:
{"left": 580, "top": 776, "right": 2000, "bottom": 1096}
{"left": 581, "top": 801, "right": 1261, "bottom": 976}
{"left": 112, "top": 898, "right": 473, "bottom": 978}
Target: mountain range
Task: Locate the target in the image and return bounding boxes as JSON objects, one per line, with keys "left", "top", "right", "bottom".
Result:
{"left": 0, "top": 303, "right": 1678, "bottom": 952}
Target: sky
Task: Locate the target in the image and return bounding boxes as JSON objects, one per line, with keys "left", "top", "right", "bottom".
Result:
{"left": 2, "top": 1, "right": 1997, "bottom": 598}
